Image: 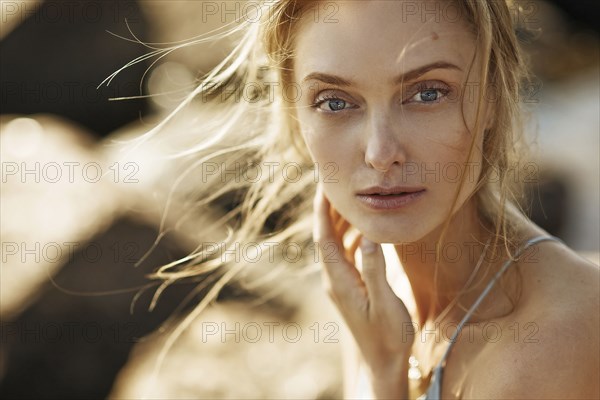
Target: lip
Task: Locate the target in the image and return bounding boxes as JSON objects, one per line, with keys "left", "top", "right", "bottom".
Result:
{"left": 356, "top": 190, "right": 426, "bottom": 210}
{"left": 356, "top": 185, "right": 426, "bottom": 195}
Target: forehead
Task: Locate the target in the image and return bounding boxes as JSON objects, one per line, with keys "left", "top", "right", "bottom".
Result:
{"left": 293, "top": 0, "right": 477, "bottom": 84}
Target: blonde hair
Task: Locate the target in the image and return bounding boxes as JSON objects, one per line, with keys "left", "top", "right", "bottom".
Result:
{"left": 118, "top": 0, "right": 534, "bottom": 377}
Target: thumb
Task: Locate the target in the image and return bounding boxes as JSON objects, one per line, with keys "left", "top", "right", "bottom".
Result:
{"left": 360, "top": 237, "right": 393, "bottom": 303}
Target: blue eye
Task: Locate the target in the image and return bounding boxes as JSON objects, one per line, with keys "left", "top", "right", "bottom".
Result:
{"left": 407, "top": 85, "right": 449, "bottom": 104}
{"left": 326, "top": 99, "right": 347, "bottom": 111}
{"left": 313, "top": 97, "right": 350, "bottom": 112}
{"left": 419, "top": 89, "right": 439, "bottom": 102}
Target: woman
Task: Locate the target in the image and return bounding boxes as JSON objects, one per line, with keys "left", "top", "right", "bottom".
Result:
{"left": 128, "top": 0, "right": 599, "bottom": 398}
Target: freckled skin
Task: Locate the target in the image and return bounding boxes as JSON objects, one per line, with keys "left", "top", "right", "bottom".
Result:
{"left": 293, "top": 0, "right": 488, "bottom": 244}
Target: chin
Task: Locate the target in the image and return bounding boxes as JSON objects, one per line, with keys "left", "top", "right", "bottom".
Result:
{"left": 356, "top": 219, "right": 433, "bottom": 245}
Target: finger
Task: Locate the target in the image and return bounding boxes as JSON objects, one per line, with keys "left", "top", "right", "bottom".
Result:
{"left": 327, "top": 205, "right": 356, "bottom": 265}
{"left": 346, "top": 232, "right": 362, "bottom": 262}
{"left": 313, "top": 186, "right": 349, "bottom": 248}
{"left": 359, "top": 237, "right": 395, "bottom": 308}
{"left": 331, "top": 211, "right": 358, "bottom": 266}
{"left": 329, "top": 202, "right": 340, "bottom": 223}
{"left": 335, "top": 217, "right": 350, "bottom": 237}
{"left": 313, "top": 185, "right": 363, "bottom": 297}
{"left": 313, "top": 184, "right": 337, "bottom": 244}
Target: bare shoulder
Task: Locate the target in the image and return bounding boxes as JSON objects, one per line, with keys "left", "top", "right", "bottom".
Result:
{"left": 520, "top": 237, "right": 599, "bottom": 314}
{"left": 466, "top": 240, "right": 600, "bottom": 399}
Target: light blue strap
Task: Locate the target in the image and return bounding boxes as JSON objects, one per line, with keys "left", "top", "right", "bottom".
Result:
{"left": 422, "top": 235, "right": 564, "bottom": 400}
{"left": 421, "top": 365, "right": 443, "bottom": 400}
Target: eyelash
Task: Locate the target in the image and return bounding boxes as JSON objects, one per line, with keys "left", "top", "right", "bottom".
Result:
{"left": 310, "top": 81, "right": 451, "bottom": 113}
{"left": 406, "top": 82, "right": 450, "bottom": 104}
{"left": 310, "top": 95, "right": 355, "bottom": 112}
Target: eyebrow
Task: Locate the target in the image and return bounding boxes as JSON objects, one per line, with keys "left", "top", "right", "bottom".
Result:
{"left": 301, "top": 61, "right": 462, "bottom": 87}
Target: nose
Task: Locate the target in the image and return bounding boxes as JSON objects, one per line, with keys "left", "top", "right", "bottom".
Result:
{"left": 364, "top": 111, "right": 407, "bottom": 172}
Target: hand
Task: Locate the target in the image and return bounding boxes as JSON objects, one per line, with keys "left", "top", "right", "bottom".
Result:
{"left": 312, "top": 184, "right": 415, "bottom": 379}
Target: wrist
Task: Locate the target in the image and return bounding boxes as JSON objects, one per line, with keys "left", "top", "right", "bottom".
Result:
{"left": 366, "top": 355, "right": 411, "bottom": 400}
{"left": 366, "top": 351, "right": 411, "bottom": 377}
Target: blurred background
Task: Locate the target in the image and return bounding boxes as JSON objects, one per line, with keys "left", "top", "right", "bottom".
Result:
{"left": 0, "top": 1, "right": 598, "bottom": 399}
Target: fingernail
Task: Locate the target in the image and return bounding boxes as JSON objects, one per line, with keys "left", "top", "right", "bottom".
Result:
{"left": 360, "top": 237, "right": 376, "bottom": 254}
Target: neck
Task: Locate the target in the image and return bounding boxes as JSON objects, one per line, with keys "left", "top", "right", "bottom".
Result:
{"left": 394, "top": 201, "right": 504, "bottom": 327}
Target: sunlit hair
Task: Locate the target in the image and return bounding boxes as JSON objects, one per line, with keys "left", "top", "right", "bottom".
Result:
{"left": 115, "top": 0, "right": 533, "bottom": 379}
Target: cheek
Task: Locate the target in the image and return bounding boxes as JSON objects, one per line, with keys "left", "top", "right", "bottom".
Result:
{"left": 299, "top": 123, "right": 357, "bottom": 211}
{"left": 299, "top": 115, "right": 356, "bottom": 165}
{"left": 408, "top": 101, "right": 483, "bottom": 153}
{"left": 431, "top": 134, "right": 485, "bottom": 208}
{"left": 310, "top": 139, "right": 355, "bottom": 187}
{"left": 409, "top": 117, "right": 484, "bottom": 194}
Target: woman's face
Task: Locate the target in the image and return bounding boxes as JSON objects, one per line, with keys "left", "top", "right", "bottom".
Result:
{"left": 293, "top": 0, "right": 491, "bottom": 244}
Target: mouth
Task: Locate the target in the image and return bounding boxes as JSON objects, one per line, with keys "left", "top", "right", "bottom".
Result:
{"left": 355, "top": 187, "right": 426, "bottom": 210}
